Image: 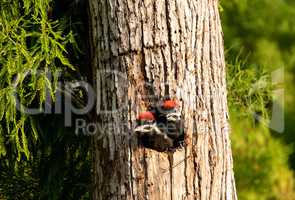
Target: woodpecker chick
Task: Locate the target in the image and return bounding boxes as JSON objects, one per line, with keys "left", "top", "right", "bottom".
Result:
{"left": 155, "top": 100, "right": 184, "bottom": 147}
{"left": 135, "top": 111, "right": 173, "bottom": 152}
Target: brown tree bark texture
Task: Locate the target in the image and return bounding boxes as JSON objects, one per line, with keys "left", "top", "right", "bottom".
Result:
{"left": 88, "top": 0, "right": 237, "bottom": 199}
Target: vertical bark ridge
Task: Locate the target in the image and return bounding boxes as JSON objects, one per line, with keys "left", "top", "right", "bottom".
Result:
{"left": 208, "top": 1, "right": 222, "bottom": 199}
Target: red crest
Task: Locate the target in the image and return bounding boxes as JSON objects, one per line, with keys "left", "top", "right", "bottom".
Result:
{"left": 162, "top": 100, "right": 178, "bottom": 110}
{"left": 137, "top": 111, "right": 155, "bottom": 121}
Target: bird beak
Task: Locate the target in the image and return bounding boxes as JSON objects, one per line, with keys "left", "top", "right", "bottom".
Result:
{"left": 153, "top": 126, "right": 163, "bottom": 135}
{"left": 167, "top": 113, "right": 181, "bottom": 122}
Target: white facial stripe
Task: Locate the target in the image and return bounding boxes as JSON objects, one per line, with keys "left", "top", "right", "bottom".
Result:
{"left": 167, "top": 113, "right": 181, "bottom": 121}
{"left": 135, "top": 125, "right": 153, "bottom": 133}
{"left": 135, "top": 123, "right": 158, "bottom": 134}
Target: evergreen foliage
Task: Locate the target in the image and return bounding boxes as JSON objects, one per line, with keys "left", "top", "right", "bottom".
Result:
{"left": 0, "top": 0, "right": 91, "bottom": 199}
{"left": 0, "top": 0, "right": 75, "bottom": 161}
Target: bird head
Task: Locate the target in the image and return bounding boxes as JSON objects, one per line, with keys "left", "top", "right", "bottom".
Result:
{"left": 161, "top": 100, "right": 181, "bottom": 122}
{"left": 135, "top": 111, "right": 157, "bottom": 134}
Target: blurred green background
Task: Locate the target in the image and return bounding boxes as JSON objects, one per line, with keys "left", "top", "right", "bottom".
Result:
{"left": 222, "top": 0, "right": 295, "bottom": 199}
{"left": 0, "top": 0, "right": 295, "bottom": 199}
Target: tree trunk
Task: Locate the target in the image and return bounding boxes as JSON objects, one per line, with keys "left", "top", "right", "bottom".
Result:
{"left": 88, "top": 0, "right": 237, "bottom": 199}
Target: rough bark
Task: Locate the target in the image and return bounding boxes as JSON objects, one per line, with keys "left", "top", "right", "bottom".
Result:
{"left": 88, "top": 0, "right": 237, "bottom": 199}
